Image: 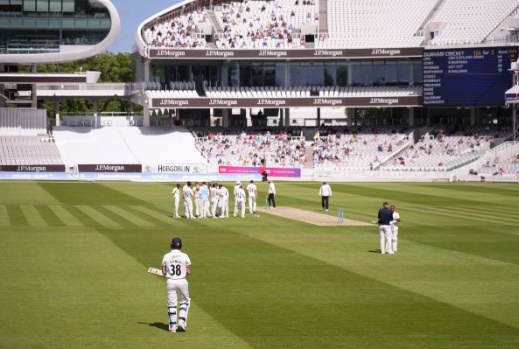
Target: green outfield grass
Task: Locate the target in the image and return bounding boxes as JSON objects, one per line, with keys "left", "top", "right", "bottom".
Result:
{"left": 1, "top": 181, "right": 518, "bottom": 348}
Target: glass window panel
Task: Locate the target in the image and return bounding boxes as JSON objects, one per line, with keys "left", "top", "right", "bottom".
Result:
{"left": 275, "top": 62, "right": 287, "bottom": 87}
{"left": 336, "top": 62, "right": 348, "bottom": 87}
{"left": 264, "top": 62, "right": 275, "bottom": 87}
{"left": 309, "top": 62, "right": 324, "bottom": 86}
{"left": 351, "top": 61, "right": 371, "bottom": 86}
{"left": 23, "top": 0, "right": 36, "bottom": 11}
{"left": 324, "top": 62, "right": 336, "bottom": 86}
{"left": 49, "top": 0, "right": 61, "bottom": 12}
{"left": 251, "top": 62, "right": 263, "bottom": 86}
{"left": 384, "top": 60, "right": 398, "bottom": 86}
{"left": 288, "top": 61, "right": 300, "bottom": 86}
{"left": 300, "top": 62, "right": 312, "bottom": 86}
{"left": 372, "top": 60, "right": 385, "bottom": 86}
{"left": 412, "top": 59, "right": 423, "bottom": 86}
{"left": 228, "top": 63, "right": 239, "bottom": 87}
{"left": 63, "top": 0, "right": 74, "bottom": 12}
{"left": 37, "top": 0, "right": 49, "bottom": 12}
{"left": 397, "top": 60, "right": 409, "bottom": 86}
{"left": 239, "top": 63, "right": 251, "bottom": 87}
{"left": 11, "top": 0, "right": 23, "bottom": 4}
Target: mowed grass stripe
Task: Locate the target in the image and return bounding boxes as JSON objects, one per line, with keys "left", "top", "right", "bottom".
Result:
{"left": 0, "top": 204, "right": 10, "bottom": 226}
{"left": 94, "top": 205, "right": 142, "bottom": 227}
{"left": 19, "top": 205, "right": 47, "bottom": 226}
{"left": 76, "top": 205, "right": 120, "bottom": 227}
{"left": 47, "top": 205, "right": 84, "bottom": 226}
{"left": 406, "top": 205, "right": 516, "bottom": 227}
{"left": 5, "top": 205, "right": 28, "bottom": 226}
{"left": 442, "top": 205, "right": 519, "bottom": 223}
{"left": 103, "top": 205, "right": 156, "bottom": 227}
{"left": 130, "top": 205, "right": 176, "bottom": 224}
{"left": 238, "top": 230, "right": 519, "bottom": 330}
{"left": 34, "top": 205, "right": 63, "bottom": 226}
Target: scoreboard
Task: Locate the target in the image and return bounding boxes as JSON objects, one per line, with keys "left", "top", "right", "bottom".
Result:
{"left": 423, "top": 47, "right": 518, "bottom": 107}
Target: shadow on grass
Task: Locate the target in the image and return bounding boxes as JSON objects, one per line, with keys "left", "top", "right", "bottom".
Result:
{"left": 138, "top": 321, "right": 169, "bottom": 332}
{"left": 369, "top": 249, "right": 382, "bottom": 254}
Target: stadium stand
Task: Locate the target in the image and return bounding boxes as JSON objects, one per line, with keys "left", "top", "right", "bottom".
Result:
{"left": 0, "top": 136, "right": 63, "bottom": 166}
{"left": 194, "top": 128, "right": 307, "bottom": 167}
{"left": 51, "top": 126, "right": 207, "bottom": 169}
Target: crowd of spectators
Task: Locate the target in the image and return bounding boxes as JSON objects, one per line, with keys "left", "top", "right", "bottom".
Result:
{"left": 214, "top": 0, "right": 318, "bottom": 49}
{"left": 143, "top": 7, "right": 209, "bottom": 48}
{"left": 195, "top": 129, "right": 307, "bottom": 167}
{"left": 312, "top": 127, "right": 408, "bottom": 169}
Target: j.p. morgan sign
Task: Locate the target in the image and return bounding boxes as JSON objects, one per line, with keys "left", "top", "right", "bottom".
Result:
{"left": 149, "top": 47, "right": 423, "bottom": 59}
{"left": 151, "top": 96, "right": 422, "bottom": 108}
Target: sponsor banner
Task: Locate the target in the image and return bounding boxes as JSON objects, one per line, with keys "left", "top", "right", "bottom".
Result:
{"left": 261, "top": 167, "right": 301, "bottom": 178}
{"left": 0, "top": 172, "right": 262, "bottom": 182}
{"left": 0, "top": 165, "right": 66, "bottom": 172}
{"left": 152, "top": 96, "right": 421, "bottom": 108}
{"left": 149, "top": 47, "right": 423, "bottom": 60}
{"left": 219, "top": 166, "right": 301, "bottom": 178}
{"left": 78, "top": 164, "right": 143, "bottom": 173}
{"left": 219, "top": 166, "right": 258, "bottom": 174}
{"left": 143, "top": 163, "right": 207, "bottom": 173}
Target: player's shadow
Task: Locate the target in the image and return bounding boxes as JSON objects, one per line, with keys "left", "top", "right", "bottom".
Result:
{"left": 368, "top": 249, "right": 382, "bottom": 253}
{"left": 138, "top": 321, "right": 169, "bottom": 332}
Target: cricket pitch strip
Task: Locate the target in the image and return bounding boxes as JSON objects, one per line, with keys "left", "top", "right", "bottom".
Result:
{"left": 256, "top": 207, "right": 372, "bottom": 227}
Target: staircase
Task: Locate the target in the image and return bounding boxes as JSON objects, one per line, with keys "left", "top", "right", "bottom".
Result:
{"left": 304, "top": 145, "right": 315, "bottom": 168}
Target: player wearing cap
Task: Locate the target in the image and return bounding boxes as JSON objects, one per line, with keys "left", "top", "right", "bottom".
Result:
{"left": 234, "top": 185, "right": 246, "bottom": 218}
{"left": 246, "top": 179, "right": 257, "bottom": 214}
{"left": 161, "top": 237, "right": 191, "bottom": 333}
{"left": 182, "top": 181, "right": 194, "bottom": 218}
{"left": 377, "top": 202, "right": 394, "bottom": 254}
{"left": 219, "top": 184, "right": 229, "bottom": 218}
{"left": 171, "top": 183, "right": 181, "bottom": 218}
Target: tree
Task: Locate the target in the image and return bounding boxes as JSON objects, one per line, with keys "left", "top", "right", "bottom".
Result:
{"left": 33, "top": 52, "right": 141, "bottom": 118}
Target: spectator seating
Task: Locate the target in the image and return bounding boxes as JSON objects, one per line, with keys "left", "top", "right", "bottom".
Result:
{"left": 0, "top": 136, "right": 63, "bottom": 165}
{"left": 194, "top": 128, "right": 307, "bottom": 167}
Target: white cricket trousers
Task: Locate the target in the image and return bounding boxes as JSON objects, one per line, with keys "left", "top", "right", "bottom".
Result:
{"left": 184, "top": 199, "right": 193, "bottom": 218}
{"left": 248, "top": 196, "right": 257, "bottom": 214}
{"left": 235, "top": 200, "right": 245, "bottom": 218}
{"left": 391, "top": 225, "right": 398, "bottom": 252}
{"left": 166, "top": 278, "right": 190, "bottom": 331}
{"left": 379, "top": 225, "right": 393, "bottom": 254}
{"left": 173, "top": 197, "right": 180, "bottom": 218}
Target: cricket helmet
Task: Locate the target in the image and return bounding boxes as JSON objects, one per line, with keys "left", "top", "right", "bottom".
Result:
{"left": 171, "top": 237, "right": 182, "bottom": 250}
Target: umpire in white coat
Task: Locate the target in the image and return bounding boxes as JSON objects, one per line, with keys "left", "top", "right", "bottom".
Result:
{"left": 319, "top": 181, "right": 332, "bottom": 211}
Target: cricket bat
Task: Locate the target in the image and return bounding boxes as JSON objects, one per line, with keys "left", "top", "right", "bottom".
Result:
{"left": 147, "top": 267, "right": 164, "bottom": 277}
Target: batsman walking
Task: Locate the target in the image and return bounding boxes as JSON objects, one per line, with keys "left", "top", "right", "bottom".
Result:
{"left": 162, "top": 237, "right": 192, "bottom": 333}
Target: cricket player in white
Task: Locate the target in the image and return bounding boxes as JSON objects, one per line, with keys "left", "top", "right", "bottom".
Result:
{"left": 199, "top": 182, "right": 209, "bottom": 218}
{"left": 210, "top": 183, "right": 220, "bottom": 218}
{"left": 183, "top": 182, "right": 194, "bottom": 218}
{"left": 219, "top": 184, "right": 229, "bottom": 218}
{"left": 162, "top": 237, "right": 191, "bottom": 333}
{"left": 234, "top": 185, "right": 246, "bottom": 218}
{"left": 172, "top": 184, "right": 180, "bottom": 218}
{"left": 246, "top": 180, "right": 257, "bottom": 214}
{"left": 389, "top": 205, "right": 401, "bottom": 252}
{"left": 233, "top": 181, "right": 241, "bottom": 217}
{"left": 194, "top": 183, "right": 201, "bottom": 217}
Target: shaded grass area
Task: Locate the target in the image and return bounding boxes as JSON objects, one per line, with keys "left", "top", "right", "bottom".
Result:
{"left": 1, "top": 181, "right": 519, "bottom": 348}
